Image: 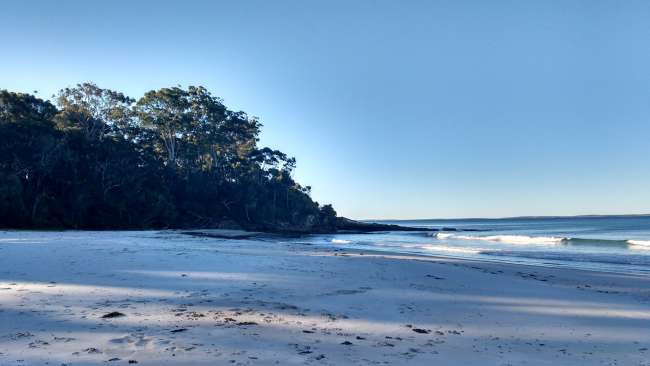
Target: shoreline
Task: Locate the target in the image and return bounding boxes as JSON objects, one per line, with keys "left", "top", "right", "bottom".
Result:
{"left": 0, "top": 230, "right": 649, "bottom": 365}
{"left": 3, "top": 227, "right": 648, "bottom": 275}
{"left": 322, "top": 243, "right": 650, "bottom": 277}
{"left": 3, "top": 226, "right": 649, "bottom": 275}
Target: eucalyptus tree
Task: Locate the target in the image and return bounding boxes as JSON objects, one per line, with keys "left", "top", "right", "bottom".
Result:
{"left": 136, "top": 87, "right": 193, "bottom": 166}
{"left": 0, "top": 84, "right": 338, "bottom": 232}
{"left": 0, "top": 90, "right": 57, "bottom": 124}
{"left": 0, "top": 91, "right": 62, "bottom": 225}
{"left": 55, "top": 83, "right": 135, "bottom": 141}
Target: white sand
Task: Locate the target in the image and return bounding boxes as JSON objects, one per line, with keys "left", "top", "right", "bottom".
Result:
{"left": 0, "top": 230, "right": 649, "bottom": 365}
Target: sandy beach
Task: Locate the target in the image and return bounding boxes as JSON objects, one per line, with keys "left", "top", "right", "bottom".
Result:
{"left": 1, "top": 230, "right": 649, "bottom": 365}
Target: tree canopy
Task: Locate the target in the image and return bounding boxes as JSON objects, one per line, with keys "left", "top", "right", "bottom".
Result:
{"left": 0, "top": 83, "right": 337, "bottom": 231}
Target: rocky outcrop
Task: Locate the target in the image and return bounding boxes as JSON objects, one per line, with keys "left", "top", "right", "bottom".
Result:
{"left": 333, "top": 217, "right": 437, "bottom": 233}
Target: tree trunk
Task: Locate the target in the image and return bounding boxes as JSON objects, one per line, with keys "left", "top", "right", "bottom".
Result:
{"left": 31, "top": 194, "right": 42, "bottom": 224}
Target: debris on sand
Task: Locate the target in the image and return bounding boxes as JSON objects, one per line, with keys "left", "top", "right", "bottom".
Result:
{"left": 237, "top": 321, "right": 258, "bottom": 326}
{"left": 412, "top": 328, "right": 431, "bottom": 334}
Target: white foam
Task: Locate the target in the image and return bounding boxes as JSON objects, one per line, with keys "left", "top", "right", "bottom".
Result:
{"left": 627, "top": 239, "right": 650, "bottom": 246}
{"left": 422, "top": 245, "right": 482, "bottom": 255}
{"left": 434, "top": 233, "right": 566, "bottom": 245}
{"left": 627, "top": 240, "right": 650, "bottom": 250}
{"left": 434, "top": 233, "right": 454, "bottom": 239}
{"left": 331, "top": 239, "right": 351, "bottom": 244}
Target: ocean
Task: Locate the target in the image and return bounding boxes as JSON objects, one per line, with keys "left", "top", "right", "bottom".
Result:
{"left": 307, "top": 215, "right": 650, "bottom": 274}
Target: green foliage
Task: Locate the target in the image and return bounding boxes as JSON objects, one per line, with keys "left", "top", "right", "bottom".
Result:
{"left": 0, "top": 84, "right": 337, "bottom": 232}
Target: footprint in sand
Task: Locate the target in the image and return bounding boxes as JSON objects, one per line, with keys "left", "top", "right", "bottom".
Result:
{"left": 109, "top": 334, "right": 154, "bottom": 350}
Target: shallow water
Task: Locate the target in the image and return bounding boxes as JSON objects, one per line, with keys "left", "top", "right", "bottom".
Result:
{"left": 305, "top": 216, "right": 650, "bottom": 274}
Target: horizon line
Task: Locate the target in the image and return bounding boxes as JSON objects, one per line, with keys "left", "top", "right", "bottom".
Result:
{"left": 365, "top": 213, "right": 650, "bottom": 222}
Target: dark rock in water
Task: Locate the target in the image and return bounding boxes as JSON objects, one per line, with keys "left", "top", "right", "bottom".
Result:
{"left": 181, "top": 216, "right": 454, "bottom": 236}
{"left": 334, "top": 218, "right": 438, "bottom": 233}
{"left": 170, "top": 328, "right": 188, "bottom": 333}
{"left": 425, "top": 274, "right": 445, "bottom": 280}
{"left": 128, "top": 361, "right": 138, "bottom": 364}
{"left": 340, "top": 341, "right": 353, "bottom": 345}
{"left": 412, "top": 328, "right": 431, "bottom": 334}
{"left": 101, "top": 312, "right": 125, "bottom": 319}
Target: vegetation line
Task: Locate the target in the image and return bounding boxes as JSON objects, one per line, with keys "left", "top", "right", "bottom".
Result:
{"left": 0, "top": 83, "right": 337, "bottom": 232}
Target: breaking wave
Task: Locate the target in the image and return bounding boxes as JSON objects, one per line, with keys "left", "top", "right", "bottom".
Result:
{"left": 433, "top": 233, "right": 650, "bottom": 250}
{"left": 433, "top": 233, "right": 566, "bottom": 245}
{"left": 422, "top": 245, "right": 482, "bottom": 255}
{"left": 627, "top": 240, "right": 650, "bottom": 250}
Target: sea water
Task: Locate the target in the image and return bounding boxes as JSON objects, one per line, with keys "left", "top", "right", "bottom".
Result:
{"left": 308, "top": 216, "right": 650, "bottom": 274}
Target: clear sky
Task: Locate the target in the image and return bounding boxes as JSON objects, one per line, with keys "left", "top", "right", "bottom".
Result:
{"left": 2, "top": 1, "right": 650, "bottom": 219}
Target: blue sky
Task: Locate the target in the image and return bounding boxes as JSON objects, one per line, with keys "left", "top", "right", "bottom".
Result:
{"left": 2, "top": 1, "right": 650, "bottom": 219}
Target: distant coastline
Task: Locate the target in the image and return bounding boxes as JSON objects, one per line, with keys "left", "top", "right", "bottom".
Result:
{"left": 368, "top": 213, "right": 650, "bottom": 223}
